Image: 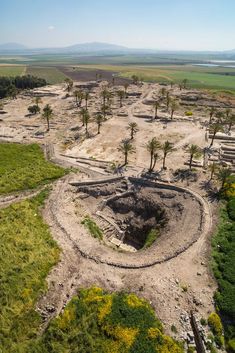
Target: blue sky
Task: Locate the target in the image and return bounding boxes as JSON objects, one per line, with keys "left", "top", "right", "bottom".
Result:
{"left": 1, "top": 0, "right": 235, "bottom": 50}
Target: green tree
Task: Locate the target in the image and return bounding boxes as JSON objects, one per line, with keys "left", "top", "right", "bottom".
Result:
{"left": 28, "top": 105, "right": 40, "bottom": 115}
{"left": 74, "top": 90, "right": 84, "bottom": 107}
{"left": 124, "top": 83, "right": 129, "bottom": 97}
{"left": 118, "top": 139, "right": 136, "bottom": 165}
{"left": 100, "top": 88, "right": 110, "bottom": 106}
{"left": 131, "top": 75, "right": 139, "bottom": 84}
{"left": 182, "top": 79, "right": 188, "bottom": 89}
{"left": 160, "top": 87, "right": 166, "bottom": 98}
{"left": 227, "top": 113, "right": 235, "bottom": 132}
{"left": 153, "top": 101, "right": 160, "bottom": 119}
{"left": 100, "top": 104, "right": 109, "bottom": 119}
{"left": 80, "top": 108, "right": 87, "bottom": 127}
{"left": 161, "top": 141, "right": 175, "bottom": 169}
{"left": 208, "top": 162, "right": 219, "bottom": 180}
{"left": 209, "top": 122, "right": 223, "bottom": 148}
{"left": 65, "top": 78, "right": 73, "bottom": 92}
{"left": 225, "top": 108, "right": 232, "bottom": 120}
{"left": 84, "top": 91, "right": 90, "bottom": 110}
{"left": 128, "top": 122, "right": 139, "bottom": 139}
{"left": 166, "top": 91, "right": 171, "bottom": 111}
{"left": 33, "top": 96, "right": 42, "bottom": 107}
{"left": 117, "top": 90, "right": 125, "bottom": 107}
{"left": 146, "top": 137, "right": 161, "bottom": 172}
{"left": 169, "top": 100, "right": 179, "bottom": 120}
{"left": 186, "top": 144, "right": 201, "bottom": 170}
{"left": 42, "top": 104, "right": 53, "bottom": 131}
{"left": 95, "top": 113, "right": 104, "bottom": 134}
{"left": 208, "top": 107, "right": 217, "bottom": 124}
{"left": 216, "top": 167, "right": 232, "bottom": 190}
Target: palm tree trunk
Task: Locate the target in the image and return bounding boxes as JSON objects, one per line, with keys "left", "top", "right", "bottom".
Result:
{"left": 98, "top": 124, "right": 100, "bottom": 134}
{"left": 149, "top": 153, "right": 153, "bottom": 172}
{"left": 189, "top": 154, "right": 193, "bottom": 170}
{"left": 125, "top": 152, "right": 128, "bottom": 165}
{"left": 229, "top": 122, "right": 232, "bottom": 132}
{"left": 209, "top": 132, "right": 216, "bottom": 148}
{"left": 171, "top": 110, "right": 174, "bottom": 120}
{"left": 47, "top": 117, "right": 50, "bottom": 131}
{"left": 155, "top": 108, "right": 157, "bottom": 119}
{"left": 163, "top": 155, "right": 166, "bottom": 169}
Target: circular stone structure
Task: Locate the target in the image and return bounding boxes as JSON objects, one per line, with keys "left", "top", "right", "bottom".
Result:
{"left": 48, "top": 176, "right": 209, "bottom": 269}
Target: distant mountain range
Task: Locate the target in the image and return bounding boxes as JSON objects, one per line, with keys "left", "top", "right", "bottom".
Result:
{"left": 0, "top": 41, "right": 235, "bottom": 59}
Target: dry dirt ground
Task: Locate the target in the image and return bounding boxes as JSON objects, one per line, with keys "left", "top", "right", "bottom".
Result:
{"left": 0, "top": 79, "right": 234, "bottom": 344}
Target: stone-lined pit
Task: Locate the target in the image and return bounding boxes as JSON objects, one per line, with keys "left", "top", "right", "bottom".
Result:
{"left": 106, "top": 192, "right": 167, "bottom": 249}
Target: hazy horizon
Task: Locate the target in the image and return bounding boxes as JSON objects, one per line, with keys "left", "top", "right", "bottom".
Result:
{"left": 2, "top": 0, "right": 235, "bottom": 51}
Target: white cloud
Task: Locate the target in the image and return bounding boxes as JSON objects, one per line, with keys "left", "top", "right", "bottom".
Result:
{"left": 48, "top": 26, "right": 55, "bottom": 31}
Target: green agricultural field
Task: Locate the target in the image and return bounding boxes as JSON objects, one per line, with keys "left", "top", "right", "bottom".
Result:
{"left": 0, "top": 143, "right": 66, "bottom": 195}
{"left": 79, "top": 64, "right": 235, "bottom": 92}
{"left": 0, "top": 191, "right": 60, "bottom": 353}
{"left": 26, "top": 66, "right": 68, "bottom": 84}
{"left": 0, "top": 65, "right": 26, "bottom": 76}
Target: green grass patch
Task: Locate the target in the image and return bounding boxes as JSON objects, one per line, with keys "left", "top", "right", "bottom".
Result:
{"left": 0, "top": 65, "right": 26, "bottom": 76}
{"left": 27, "top": 287, "right": 183, "bottom": 353}
{"left": 143, "top": 228, "right": 160, "bottom": 249}
{"left": 0, "top": 191, "right": 60, "bottom": 352}
{"left": 26, "top": 66, "right": 68, "bottom": 84}
{"left": 0, "top": 143, "right": 66, "bottom": 195}
{"left": 81, "top": 216, "right": 103, "bottom": 240}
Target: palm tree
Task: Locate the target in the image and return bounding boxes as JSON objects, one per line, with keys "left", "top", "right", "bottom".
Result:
{"left": 161, "top": 141, "right": 175, "bottom": 169}
{"left": 208, "top": 162, "right": 219, "bottom": 180}
{"left": 74, "top": 90, "right": 83, "bottom": 107}
{"left": 128, "top": 122, "right": 139, "bottom": 139}
{"left": 153, "top": 101, "right": 160, "bottom": 119}
{"left": 64, "top": 78, "right": 73, "bottom": 92}
{"left": 118, "top": 139, "right": 136, "bottom": 165}
{"left": 227, "top": 113, "right": 235, "bottom": 132}
{"left": 131, "top": 75, "right": 139, "bottom": 85}
{"left": 208, "top": 107, "right": 217, "bottom": 124}
{"left": 182, "top": 79, "right": 188, "bottom": 89}
{"left": 225, "top": 108, "right": 231, "bottom": 120}
{"left": 209, "top": 122, "right": 223, "bottom": 148}
{"left": 79, "top": 108, "right": 87, "bottom": 127}
{"left": 169, "top": 100, "right": 178, "bottom": 120}
{"left": 152, "top": 153, "right": 159, "bottom": 171}
{"left": 81, "top": 111, "right": 91, "bottom": 135}
{"left": 216, "top": 167, "right": 232, "bottom": 190}
{"left": 160, "top": 87, "right": 166, "bottom": 98}
{"left": 100, "top": 88, "right": 110, "bottom": 106}
{"left": 117, "top": 90, "right": 125, "bottom": 107}
{"left": 95, "top": 113, "right": 104, "bottom": 134}
{"left": 84, "top": 91, "right": 90, "bottom": 110}
{"left": 42, "top": 104, "right": 53, "bottom": 131}
{"left": 33, "top": 97, "right": 42, "bottom": 107}
{"left": 215, "top": 111, "right": 225, "bottom": 124}
{"left": 146, "top": 137, "right": 161, "bottom": 172}
{"left": 124, "top": 83, "right": 129, "bottom": 97}
{"left": 186, "top": 144, "right": 201, "bottom": 170}
{"left": 100, "top": 104, "right": 109, "bottom": 119}
{"left": 166, "top": 91, "right": 171, "bottom": 111}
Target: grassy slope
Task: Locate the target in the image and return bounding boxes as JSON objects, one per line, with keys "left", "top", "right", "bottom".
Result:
{"left": 26, "top": 66, "right": 68, "bottom": 84}
{"left": 0, "top": 65, "right": 26, "bottom": 76}
{"left": 28, "top": 287, "right": 183, "bottom": 353}
{"left": 0, "top": 191, "right": 60, "bottom": 353}
{"left": 0, "top": 143, "right": 66, "bottom": 195}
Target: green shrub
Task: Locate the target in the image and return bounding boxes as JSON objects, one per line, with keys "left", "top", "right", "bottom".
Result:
{"left": 208, "top": 313, "right": 223, "bottom": 336}
{"left": 227, "top": 338, "right": 235, "bottom": 352}
{"left": 227, "top": 198, "right": 235, "bottom": 221}
{"left": 143, "top": 229, "right": 159, "bottom": 249}
{"left": 81, "top": 216, "right": 103, "bottom": 240}
{"left": 185, "top": 111, "right": 193, "bottom": 116}
{"left": 27, "top": 288, "right": 184, "bottom": 353}
{"left": 200, "top": 318, "right": 207, "bottom": 326}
